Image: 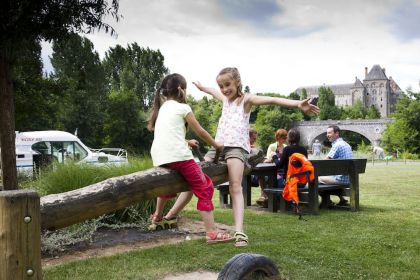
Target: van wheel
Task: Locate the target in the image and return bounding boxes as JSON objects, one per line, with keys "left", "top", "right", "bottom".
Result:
{"left": 218, "top": 253, "right": 280, "bottom": 280}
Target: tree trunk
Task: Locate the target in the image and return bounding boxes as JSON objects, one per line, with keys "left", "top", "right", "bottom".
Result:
{"left": 40, "top": 161, "right": 230, "bottom": 230}
{"left": 0, "top": 47, "right": 18, "bottom": 190}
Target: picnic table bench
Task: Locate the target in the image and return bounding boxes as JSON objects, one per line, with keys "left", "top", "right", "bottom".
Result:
{"left": 216, "top": 159, "right": 367, "bottom": 214}
{"left": 215, "top": 162, "right": 277, "bottom": 208}
{"left": 264, "top": 158, "right": 367, "bottom": 214}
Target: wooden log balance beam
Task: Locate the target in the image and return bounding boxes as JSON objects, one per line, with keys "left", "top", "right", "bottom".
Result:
{"left": 40, "top": 161, "right": 229, "bottom": 231}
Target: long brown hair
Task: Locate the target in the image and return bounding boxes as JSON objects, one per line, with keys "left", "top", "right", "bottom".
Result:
{"left": 147, "top": 73, "right": 187, "bottom": 131}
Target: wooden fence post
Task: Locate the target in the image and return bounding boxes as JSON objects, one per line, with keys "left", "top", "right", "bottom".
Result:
{"left": 0, "top": 190, "right": 42, "bottom": 280}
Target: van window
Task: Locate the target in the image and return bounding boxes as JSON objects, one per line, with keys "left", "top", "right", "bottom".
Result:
{"left": 64, "top": 141, "right": 88, "bottom": 161}
{"left": 32, "top": 141, "right": 88, "bottom": 163}
{"left": 32, "top": 142, "right": 50, "bottom": 155}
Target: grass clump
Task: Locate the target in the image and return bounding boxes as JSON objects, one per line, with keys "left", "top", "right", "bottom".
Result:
{"left": 22, "top": 156, "right": 153, "bottom": 196}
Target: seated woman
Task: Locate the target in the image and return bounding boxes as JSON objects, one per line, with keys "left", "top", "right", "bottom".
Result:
{"left": 272, "top": 128, "right": 308, "bottom": 184}
{"left": 265, "top": 129, "right": 288, "bottom": 162}
{"left": 265, "top": 128, "right": 288, "bottom": 188}
{"left": 255, "top": 128, "right": 287, "bottom": 206}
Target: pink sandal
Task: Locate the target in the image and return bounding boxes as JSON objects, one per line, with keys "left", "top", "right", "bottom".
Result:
{"left": 206, "top": 231, "right": 234, "bottom": 244}
{"left": 150, "top": 213, "right": 163, "bottom": 223}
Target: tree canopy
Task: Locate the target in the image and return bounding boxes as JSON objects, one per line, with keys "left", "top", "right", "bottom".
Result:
{"left": 13, "top": 34, "right": 168, "bottom": 155}
{"left": 382, "top": 90, "right": 420, "bottom": 155}
{"left": 318, "top": 86, "right": 341, "bottom": 120}
{"left": 0, "top": 0, "right": 120, "bottom": 190}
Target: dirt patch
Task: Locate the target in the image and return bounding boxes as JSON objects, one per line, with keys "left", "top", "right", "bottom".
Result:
{"left": 163, "top": 271, "right": 218, "bottom": 280}
{"left": 42, "top": 217, "right": 233, "bottom": 268}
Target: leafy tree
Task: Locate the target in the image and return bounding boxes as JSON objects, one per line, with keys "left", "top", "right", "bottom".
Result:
{"left": 187, "top": 96, "right": 222, "bottom": 151}
{"left": 366, "top": 105, "right": 381, "bottom": 119}
{"left": 341, "top": 100, "right": 366, "bottom": 119}
{"left": 289, "top": 91, "right": 301, "bottom": 100}
{"left": 101, "top": 43, "right": 168, "bottom": 152}
{"left": 382, "top": 91, "right": 420, "bottom": 155}
{"left": 14, "top": 40, "right": 60, "bottom": 131}
{"left": 0, "top": 0, "right": 120, "bottom": 190}
{"left": 103, "top": 44, "right": 126, "bottom": 91}
{"left": 340, "top": 101, "right": 380, "bottom": 120}
{"left": 103, "top": 43, "right": 168, "bottom": 110}
{"left": 51, "top": 33, "right": 107, "bottom": 147}
{"left": 253, "top": 93, "right": 303, "bottom": 150}
{"left": 104, "top": 89, "right": 150, "bottom": 153}
{"left": 318, "top": 86, "right": 341, "bottom": 120}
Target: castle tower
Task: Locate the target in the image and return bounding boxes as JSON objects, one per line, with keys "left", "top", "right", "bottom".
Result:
{"left": 350, "top": 76, "right": 366, "bottom": 106}
{"left": 363, "top": 65, "right": 390, "bottom": 117}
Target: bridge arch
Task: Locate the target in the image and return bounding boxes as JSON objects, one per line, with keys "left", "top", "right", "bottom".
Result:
{"left": 291, "top": 119, "right": 394, "bottom": 147}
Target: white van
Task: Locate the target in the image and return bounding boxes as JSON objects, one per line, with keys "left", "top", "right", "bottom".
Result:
{"left": 10, "top": 130, "right": 128, "bottom": 175}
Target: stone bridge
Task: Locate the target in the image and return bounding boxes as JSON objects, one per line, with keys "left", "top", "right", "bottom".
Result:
{"left": 292, "top": 119, "right": 394, "bottom": 147}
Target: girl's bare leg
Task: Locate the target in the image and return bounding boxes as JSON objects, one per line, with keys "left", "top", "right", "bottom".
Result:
{"left": 165, "top": 191, "right": 193, "bottom": 219}
{"left": 152, "top": 197, "right": 169, "bottom": 220}
{"left": 200, "top": 210, "right": 216, "bottom": 233}
{"left": 226, "top": 157, "right": 245, "bottom": 232}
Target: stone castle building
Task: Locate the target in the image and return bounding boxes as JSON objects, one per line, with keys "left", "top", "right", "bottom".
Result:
{"left": 295, "top": 64, "right": 402, "bottom": 118}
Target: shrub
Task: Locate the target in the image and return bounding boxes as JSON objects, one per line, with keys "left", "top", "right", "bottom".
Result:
{"left": 401, "top": 152, "right": 419, "bottom": 160}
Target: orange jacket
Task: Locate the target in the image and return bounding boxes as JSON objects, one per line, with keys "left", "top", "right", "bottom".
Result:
{"left": 282, "top": 153, "right": 314, "bottom": 204}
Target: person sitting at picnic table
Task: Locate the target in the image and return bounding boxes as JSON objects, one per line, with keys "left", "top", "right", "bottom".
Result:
{"left": 262, "top": 128, "right": 289, "bottom": 188}
{"left": 265, "top": 129, "right": 288, "bottom": 163}
{"left": 318, "top": 125, "right": 352, "bottom": 206}
{"left": 271, "top": 128, "right": 308, "bottom": 181}
{"left": 253, "top": 128, "right": 288, "bottom": 206}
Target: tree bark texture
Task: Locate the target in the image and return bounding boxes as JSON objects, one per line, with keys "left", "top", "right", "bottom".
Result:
{"left": 0, "top": 47, "right": 17, "bottom": 190}
{"left": 40, "top": 161, "right": 229, "bottom": 230}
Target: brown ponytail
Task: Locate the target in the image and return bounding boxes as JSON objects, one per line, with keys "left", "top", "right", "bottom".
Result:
{"left": 147, "top": 87, "right": 164, "bottom": 131}
{"left": 147, "top": 73, "right": 187, "bottom": 131}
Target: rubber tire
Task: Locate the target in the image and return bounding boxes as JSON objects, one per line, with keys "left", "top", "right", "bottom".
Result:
{"left": 218, "top": 253, "right": 279, "bottom": 280}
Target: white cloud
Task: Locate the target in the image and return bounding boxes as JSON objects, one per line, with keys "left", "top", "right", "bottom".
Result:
{"left": 43, "top": 0, "right": 420, "bottom": 97}
{"left": 387, "top": 0, "right": 420, "bottom": 41}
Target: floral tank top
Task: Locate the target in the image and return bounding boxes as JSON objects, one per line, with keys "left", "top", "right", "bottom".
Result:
{"left": 215, "top": 96, "right": 251, "bottom": 153}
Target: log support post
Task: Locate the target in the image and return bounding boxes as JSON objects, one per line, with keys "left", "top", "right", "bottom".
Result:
{"left": 0, "top": 190, "right": 42, "bottom": 280}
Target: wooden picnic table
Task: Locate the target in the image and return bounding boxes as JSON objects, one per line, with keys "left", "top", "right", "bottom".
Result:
{"left": 264, "top": 159, "right": 367, "bottom": 214}
{"left": 217, "top": 159, "right": 367, "bottom": 214}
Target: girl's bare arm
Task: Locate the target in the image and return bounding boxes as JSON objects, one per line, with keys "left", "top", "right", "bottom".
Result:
{"left": 185, "top": 112, "right": 223, "bottom": 151}
{"left": 245, "top": 95, "right": 320, "bottom": 115}
{"left": 193, "top": 81, "right": 224, "bottom": 101}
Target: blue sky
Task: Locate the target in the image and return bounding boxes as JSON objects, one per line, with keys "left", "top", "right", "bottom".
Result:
{"left": 42, "top": 0, "right": 420, "bottom": 98}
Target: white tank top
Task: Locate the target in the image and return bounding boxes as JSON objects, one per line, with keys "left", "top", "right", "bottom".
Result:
{"left": 215, "top": 97, "right": 250, "bottom": 153}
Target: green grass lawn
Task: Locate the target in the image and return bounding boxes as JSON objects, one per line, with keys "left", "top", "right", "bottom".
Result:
{"left": 43, "top": 164, "right": 420, "bottom": 280}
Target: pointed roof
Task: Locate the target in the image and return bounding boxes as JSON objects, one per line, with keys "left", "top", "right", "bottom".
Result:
{"left": 389, "top": 77, "right": 403, "bottom": 94}
{"left": 365, "top": 64, "right": 388, "bottom": 80}
{"left": 352, "top": 76, "right": 365, "bottom": 88}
